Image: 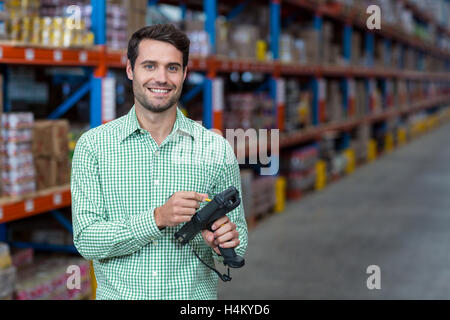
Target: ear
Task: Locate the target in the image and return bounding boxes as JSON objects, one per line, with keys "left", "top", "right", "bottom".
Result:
{"left": 126, "top": 60, "right": 134, "bottom": 81}
{"left": 183, "top": 67, "right": 188, "bottom": 82}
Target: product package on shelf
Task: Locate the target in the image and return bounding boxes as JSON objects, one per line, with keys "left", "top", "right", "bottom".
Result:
{"left": 32, "top": 119, "right": 70, "bottom": 190}
{"left": 299, "top": 27, "right": 320, "bottom": 65}
{"left": 5, "top": 0, "right": 94, "bottom": 48}
{"left": 224, "top": 93, "right": 275, "bottom": 130}
{"left": 240, "top": 169, "right": 253, "bottom": 218}
{"left": 106, "top": 1, "right": 128, "bottom": 51}
{"left": 184, "top": 19, "right": 210, "bottom": 57}
{"left": 354, "top": 80, "right": 367, "bottom": 118}
{"left": 282, "top": 145, "right": 319, "bottom": 199}
{"left": 351, "top": 31, "right": 362, "bottom": 66}
{"left": 326, "top": 80, "right": 344, "bottom": 123}
{"left": 318, "top": 132, "right": 344, "bottom": 181}
{"left": 229, "top": 24, "right": 260, "bottom": 60}
{"left": 285, "top": 79, "right": 312, "bottom": 132}
{"left": 1, "top": 113, "right": 36, "bottom": 197}
{"left": 0, "top": 243, "right": 16, "bottom": 300}
{"left": 239, "top": 169, "right": 276, "bottom": 219}
{"left": 352, "top": 124, "right": 371, "bottom": 163}
{"left": 15, "top": 256, "right": 91, "bottom": 300}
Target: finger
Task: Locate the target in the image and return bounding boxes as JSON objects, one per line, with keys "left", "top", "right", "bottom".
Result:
{"left": 174, "top": 215, "right": 194, "bottom": 224}
{"left": 174, "top": 207, "right": 197, "bottom": 216}
{"left": 177, "top": 199, "right": 201, "bottom": 209}
{"left": 218, "top": 239, "right": 240, "bottom": 249}
{"left": 211, "top": 216, "right": 230, "bottom": 231}
{"left": 214, "top": 222, "right": 233, "bottom": 238}
{"left": 201, "top": 230, "right": 215, "bottom": 243}
{"left": 178, "top": 191, "right": 208, "bottom": 202}
{"left": 215, "top": 230, "right": 238, "bottom": 246}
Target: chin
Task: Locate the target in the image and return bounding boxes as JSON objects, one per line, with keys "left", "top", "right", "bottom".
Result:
{"left": 142, "top": 102, "right": 174, "bottom": 113}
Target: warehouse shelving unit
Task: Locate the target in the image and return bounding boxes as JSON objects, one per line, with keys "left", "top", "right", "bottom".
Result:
{"left": 0, "top": 0, "right": 450, "bottom": 242}
{"left": 0, "top": 0, "right": 110, "bottom": 247}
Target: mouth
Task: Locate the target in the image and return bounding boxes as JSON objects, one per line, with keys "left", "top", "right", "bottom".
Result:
{"left": 147, "top": 87, "right": 173, "bottom": 97}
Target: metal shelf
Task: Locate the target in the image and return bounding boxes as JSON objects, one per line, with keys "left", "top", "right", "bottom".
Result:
{"left": 0, "top": 185, "right": 71, "bottom": 224}
{"left": 279, "top": 94, "right": 450, "bottom": 148}
{"left": 284, "top": 0, "right": 450, "bottom": 60}
{"left": 0, "top": 43, "right": 101, "bottom": 66}
{"left": 106, "top": 51, "right": 450, "bottom": 81}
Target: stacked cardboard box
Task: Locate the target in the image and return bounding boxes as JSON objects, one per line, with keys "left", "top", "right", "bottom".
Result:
{"left": 224, "top": 93, "right": 275, "bottom": 130}
{"left": 32, "top": 120, "right": 70, "bottom": 190}
{"left": 1, "top": 113, "right": 36, "bottom": 197}
{"left": 229, "top": 24, "right": 260, "bottom": 60}
{"left": 299, "top": 28, "right": 320, "bottom": 65}
{"left": 123, "top": 0, "right": 147, "bottom": 41}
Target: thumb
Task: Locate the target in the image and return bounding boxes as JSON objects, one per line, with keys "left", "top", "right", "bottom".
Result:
{"left": 201, "top": 230, "right": 215, "bottom": 243}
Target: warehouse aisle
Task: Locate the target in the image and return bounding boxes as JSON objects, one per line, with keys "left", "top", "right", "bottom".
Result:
{"left": 218, "top": 123, "right": 450, "bottom": 300}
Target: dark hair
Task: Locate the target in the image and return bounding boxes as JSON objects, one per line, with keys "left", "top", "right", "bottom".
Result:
{"left": 127, "top": 24, "right": 190, "bottom": 70}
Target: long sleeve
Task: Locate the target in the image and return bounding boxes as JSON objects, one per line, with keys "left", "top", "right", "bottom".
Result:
{"left": 71, "top": 134, "right": 163, "bottom": 261}
{"left": 209, "top": 138, "right": 249, "bottom": 261}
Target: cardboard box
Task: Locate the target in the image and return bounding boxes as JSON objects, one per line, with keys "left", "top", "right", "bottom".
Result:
{"left": 32, "top": 120, "right": 69, "bottom": 159}
{"left": 34, "top": 157, "right": 56, "bottom": 190}
{"left": 125, "top": 0, "right": 147, "bottom": 39}
{"left": 230, "top": 24, "right": 260, "bottom": 59}
{"left": 34, "top": 157, "right": 70, "bottom": 190}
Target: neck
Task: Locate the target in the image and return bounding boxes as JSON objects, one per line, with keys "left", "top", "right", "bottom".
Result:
{"left": 135, "top": 103, "right": 178, "bottom": 146}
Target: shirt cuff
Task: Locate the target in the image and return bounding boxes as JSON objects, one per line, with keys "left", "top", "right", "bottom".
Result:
{"left": 130, "top": 208, "right": 163, "bottom": 246}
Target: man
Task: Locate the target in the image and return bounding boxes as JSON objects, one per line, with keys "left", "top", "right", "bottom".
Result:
{"left": 71, "top": 24, "right": 248, "bottom": 300}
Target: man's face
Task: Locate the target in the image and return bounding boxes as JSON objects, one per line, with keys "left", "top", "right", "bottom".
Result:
{"left": 127, "top": 39, "right": 187, "bottom": 113}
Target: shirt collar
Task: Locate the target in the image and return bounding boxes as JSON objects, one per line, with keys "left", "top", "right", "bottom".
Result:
{"left": 119, "top": 105, "right": 195, "bottom": 143}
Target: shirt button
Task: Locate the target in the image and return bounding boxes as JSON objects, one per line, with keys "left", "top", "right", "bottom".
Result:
{"left": 153, "top": 240, "right": 158, "bottom": 246}
{"left": 154, "top": 150, "right": 159, "bottom": 156}
{"left": 154, "top": 180, "right": 160, "bottom": 186}
{"left": 152, "top": 271, "right": 158, "bottom": 277}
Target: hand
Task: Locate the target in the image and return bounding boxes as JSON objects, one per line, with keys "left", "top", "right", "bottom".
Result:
{"left": 154, "top": 191, "right": 208, "bottom": 228}
{"left": 201, "top": 216, "right": 240, "bottom": 255}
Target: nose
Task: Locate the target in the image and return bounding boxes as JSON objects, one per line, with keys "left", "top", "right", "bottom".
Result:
{"left": 154, "top": 66, "right": 168, "bottom": 84}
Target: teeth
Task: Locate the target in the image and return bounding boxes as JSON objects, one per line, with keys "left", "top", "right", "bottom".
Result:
{"left": 150, "top": 88, "right": 170, "bottom": 93}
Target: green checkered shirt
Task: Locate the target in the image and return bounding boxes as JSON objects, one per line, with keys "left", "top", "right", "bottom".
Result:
{"left": 71, "top": 106, "right": 248, "bottom": 300}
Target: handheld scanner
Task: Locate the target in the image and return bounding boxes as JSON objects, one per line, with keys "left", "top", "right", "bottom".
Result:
{"left": 175, "top": 186, "right": 245, "bottom": 269}
{"left": 175, "top": 186, "right": 241, "bottom": 245}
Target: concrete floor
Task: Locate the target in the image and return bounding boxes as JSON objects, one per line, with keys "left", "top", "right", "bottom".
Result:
{"left": 218, "top": 122, "right": 450, "bottom": 300}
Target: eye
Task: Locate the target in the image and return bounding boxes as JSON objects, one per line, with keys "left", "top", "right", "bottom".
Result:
{"left": 144, "top": 64, "right": 155, "bottom": 70}
{"left": 168, "top": 65, "right": 179, "bottom": 72}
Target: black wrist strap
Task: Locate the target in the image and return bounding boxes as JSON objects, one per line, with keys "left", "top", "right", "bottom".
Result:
{"left": 188, "top": 243, "right": 232, "bottom": 282}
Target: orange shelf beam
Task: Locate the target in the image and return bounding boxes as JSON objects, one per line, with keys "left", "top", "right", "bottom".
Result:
{"left": 0, "top": 44, "right": 101, "bottom": 66}
{"left": 0, "top": 185, "right": 71, "bottom": 224}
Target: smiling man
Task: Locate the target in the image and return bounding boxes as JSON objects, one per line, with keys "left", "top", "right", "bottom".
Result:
{"left": 71, "top": 24, "right": 248, "bottom": 300}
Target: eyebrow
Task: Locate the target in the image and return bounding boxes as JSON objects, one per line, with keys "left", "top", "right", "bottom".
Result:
{"left": 140, "top": 60, "right": 182, "bottom": 68}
